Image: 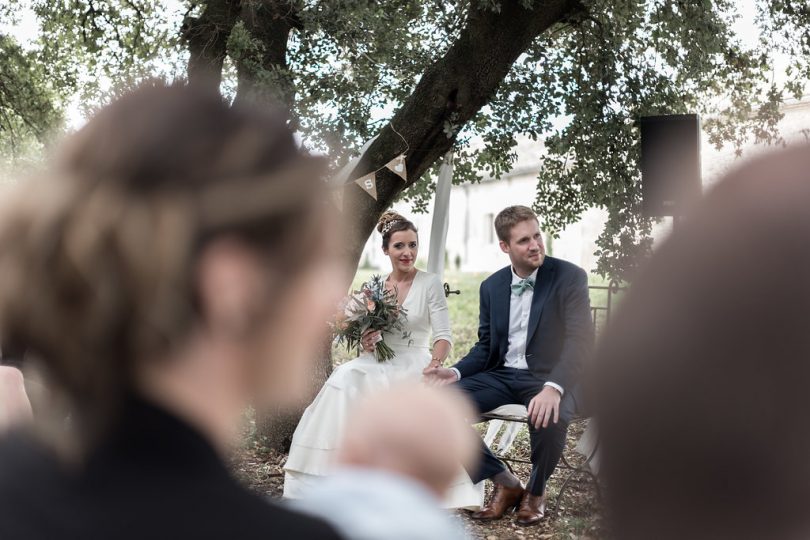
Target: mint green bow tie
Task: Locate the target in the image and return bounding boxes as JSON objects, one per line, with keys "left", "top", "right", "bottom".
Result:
{"left": 511, "top": 277, "right": 535, "bottom": 296}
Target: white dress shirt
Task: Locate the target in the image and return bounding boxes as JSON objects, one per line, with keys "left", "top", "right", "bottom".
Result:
{"left": 503, "top": 266, "right": 538, "bottom": 370}
{"left": 453, "top": 266, "right": 564, "bottom": 395}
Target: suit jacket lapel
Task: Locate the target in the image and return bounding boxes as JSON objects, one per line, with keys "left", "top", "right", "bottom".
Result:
{"left": 526, "top": 257, "right": 556, "bottom": 346}
{"left": 492, "top": 267, "right": 512, "bottom": 352}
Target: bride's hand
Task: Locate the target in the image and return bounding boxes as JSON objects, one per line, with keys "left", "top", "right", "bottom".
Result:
{"left": 426, "top": 356, "right": 442, "bottom": 371}
{"left": 361, "top": 329, "right": 382, "bottom": 352}
{"left": 422, "top": 366, "right": 458, "bottom": 386}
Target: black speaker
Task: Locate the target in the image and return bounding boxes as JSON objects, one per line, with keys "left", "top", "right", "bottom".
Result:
{"left": 640, "top": 114, "right": 702, "bottom": 217}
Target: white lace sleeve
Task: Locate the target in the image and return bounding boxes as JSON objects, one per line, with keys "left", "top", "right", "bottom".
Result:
{"left": 426, "top": 273, "right": 453, "bottom": 346}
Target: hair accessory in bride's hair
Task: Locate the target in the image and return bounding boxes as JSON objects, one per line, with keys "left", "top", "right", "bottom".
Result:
{"left": 381, "top": 220, "right": 401, "bottom": 236}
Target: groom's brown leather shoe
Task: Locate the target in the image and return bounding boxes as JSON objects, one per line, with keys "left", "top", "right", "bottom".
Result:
{"left": 470, "top": 483, "right": 524, "bottom": 520}
{"left": 515, "top": 492, "right": 547, "bottom": 526}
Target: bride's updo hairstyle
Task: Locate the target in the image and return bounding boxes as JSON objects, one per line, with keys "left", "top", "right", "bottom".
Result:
{"left": 0, "top": 83, "right": 329, "bottom": 449}
{"left": 376, "top": 211, "right": 417, "bottom": 250}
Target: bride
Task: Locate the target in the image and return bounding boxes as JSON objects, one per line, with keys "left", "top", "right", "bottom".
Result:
{"left": 283, "top": 211, "right": 482, "bottom": 510}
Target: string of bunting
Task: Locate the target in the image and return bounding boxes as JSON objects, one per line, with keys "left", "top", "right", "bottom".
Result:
{"left": 352, "top": 153, "right": 407, "bottom": 201}
{"left": 332, "top": 123, "right": 409, "bottom": 211}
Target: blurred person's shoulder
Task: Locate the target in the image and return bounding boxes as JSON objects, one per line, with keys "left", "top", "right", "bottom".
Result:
{"left": 0, "top": 430, "right": 343, "bottom": 540}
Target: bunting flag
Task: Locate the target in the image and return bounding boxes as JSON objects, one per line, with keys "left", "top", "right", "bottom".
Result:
{"left": 385, "top": 154, "right": 407, "bottom": 182}
{"left": 354, "top": 173, "right": 378, "bottom": 200}
{"left": 332, "top": 187, "right": 344, "bottom": 211}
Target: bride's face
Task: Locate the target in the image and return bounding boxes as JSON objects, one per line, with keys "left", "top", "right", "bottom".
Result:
{"left": 385, "top": 230, "right": 418, "bottom": 274}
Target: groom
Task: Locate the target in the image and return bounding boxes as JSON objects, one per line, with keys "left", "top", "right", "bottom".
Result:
{"left": 425, "top": 205, "right": 593, "bottom": 526}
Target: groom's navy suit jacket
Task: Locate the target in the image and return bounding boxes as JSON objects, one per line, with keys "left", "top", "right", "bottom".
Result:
{"left": 453, "top": 256, "right": 593, "bottom": 392}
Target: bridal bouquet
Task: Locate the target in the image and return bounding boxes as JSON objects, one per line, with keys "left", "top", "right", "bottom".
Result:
{"left": 334, "top": 275, "right": 408, "bottom": 362}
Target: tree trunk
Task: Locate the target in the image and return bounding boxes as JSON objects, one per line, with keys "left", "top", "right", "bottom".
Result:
{"left": 226, "top": 1, "right": 320, "bottom": 452}
{"left": 181, "top": 0, "right": 242, "bottom": 91}
{"left": 256, "top": 335, "right": 334, "bottom": 453}
{"left": 232, "top": 0, "right": 300, "bottom": 113}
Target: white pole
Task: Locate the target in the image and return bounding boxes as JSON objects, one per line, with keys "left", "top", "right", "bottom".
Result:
{"left": 427, "top": 150, "right": 454, "bottom": 279}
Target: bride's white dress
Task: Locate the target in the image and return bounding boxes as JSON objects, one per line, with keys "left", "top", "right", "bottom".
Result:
{"left": 283, "top": 270, "right": 483, "bottom": 510}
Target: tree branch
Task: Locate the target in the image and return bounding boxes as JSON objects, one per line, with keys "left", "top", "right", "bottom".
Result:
{"left": 181, "top": 0, "right": 242, "bottom": 91}
{"left": 232, "top": 1, "right": 301, "bottom": 113}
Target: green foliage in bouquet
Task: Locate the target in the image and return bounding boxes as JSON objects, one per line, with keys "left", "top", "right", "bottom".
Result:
{"left": 334, "top": 275, "right": 408, "bottom": 363}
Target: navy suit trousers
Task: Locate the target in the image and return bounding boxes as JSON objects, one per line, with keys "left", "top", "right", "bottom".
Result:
{"left": 456, "top": 367, "right": 576, "bottom": 496}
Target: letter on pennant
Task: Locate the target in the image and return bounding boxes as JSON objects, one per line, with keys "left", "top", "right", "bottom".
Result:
{"left": 354, "top": 173, "right": 378, "bottom": 200}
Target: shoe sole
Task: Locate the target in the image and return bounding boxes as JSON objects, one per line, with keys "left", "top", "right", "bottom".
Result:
{"left": 515, "top": 515, "right": 545, "bottom": 527}
{"left": 470, "top": 505, "right": 521, "bottom": 521}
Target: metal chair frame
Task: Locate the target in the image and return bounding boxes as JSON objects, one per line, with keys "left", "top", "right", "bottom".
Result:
{"left": 477, "top": 411, "right": 601, "bottom": 513}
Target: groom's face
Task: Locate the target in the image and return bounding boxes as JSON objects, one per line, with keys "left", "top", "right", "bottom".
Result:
{"left": 500, "top": 218, "right": 545, "bottom": 273}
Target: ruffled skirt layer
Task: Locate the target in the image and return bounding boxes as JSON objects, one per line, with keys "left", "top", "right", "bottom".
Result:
{"left": 283, "top": 348, "right": 483, "bottom": 510}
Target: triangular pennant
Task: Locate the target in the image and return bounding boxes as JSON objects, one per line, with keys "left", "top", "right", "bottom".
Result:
{"left": 384, "top": 154, "right": 407, "bottom": 182}
{"left": 354, "top": 173, "right": 378, "bottom": 200}
{"left": 332, "top": 188, "right": 344, "bottom": 211}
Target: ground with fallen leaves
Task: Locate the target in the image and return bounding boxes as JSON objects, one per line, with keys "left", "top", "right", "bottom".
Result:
{"left": 231, "top": 418, "right": 603, "bottom": 540}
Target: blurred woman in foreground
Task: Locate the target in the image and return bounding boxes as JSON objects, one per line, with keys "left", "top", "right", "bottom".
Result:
{"left": 0, "top": 84, "right": 344, "bottom": 540}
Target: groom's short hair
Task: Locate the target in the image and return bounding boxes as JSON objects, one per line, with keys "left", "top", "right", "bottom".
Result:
{"left": 494, "top": 205, "right": 538, "bottom": 243}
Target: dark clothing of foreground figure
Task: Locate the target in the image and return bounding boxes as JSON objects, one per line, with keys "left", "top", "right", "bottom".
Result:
{"left": 0, "top": 342, "right": 25, "bottom": 369}
{"left": 0, "top": 396, "right": 342, "bottom": 540}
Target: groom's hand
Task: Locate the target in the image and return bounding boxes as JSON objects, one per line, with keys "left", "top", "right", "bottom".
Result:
{"left": 528, "top": 386, "right": 561, "bottom": 429}
{"left": 422, "top": 366, "right": 458, "bottom": 386}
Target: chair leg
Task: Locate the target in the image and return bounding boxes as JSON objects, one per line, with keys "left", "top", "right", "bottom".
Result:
{"left": 503, "top": 457, "right": 517, "bottom": 476}
{"left": 552, "top": 467, "right": 600, "bottom": 514}
{"left": 480, "top": 414, "right": 604, "bottom": 516}
{"left": 552, "top": 420, "right": 601, "bottom": 515}
{"left": 483, "top": 419, "right": 503, "bottom": 448}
